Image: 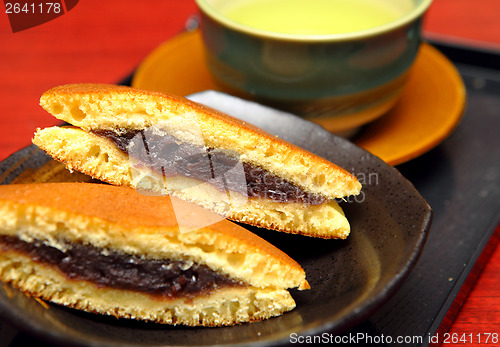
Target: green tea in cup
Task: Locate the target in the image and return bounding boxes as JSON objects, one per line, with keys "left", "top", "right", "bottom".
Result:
{"left": 219, "top": 0, "right": 414, "bottom": 35}
{"left": 196, "top": 0, "right": 432, "bottom": 134}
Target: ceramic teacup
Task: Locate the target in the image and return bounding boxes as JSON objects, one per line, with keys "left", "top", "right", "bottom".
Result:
{"left": 196, "top": 0, "right": 433, "bottom": 135}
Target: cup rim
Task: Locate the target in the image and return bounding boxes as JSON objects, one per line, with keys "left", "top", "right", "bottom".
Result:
{"left": 195, "top": 0, "right": 433, "bottom": 42}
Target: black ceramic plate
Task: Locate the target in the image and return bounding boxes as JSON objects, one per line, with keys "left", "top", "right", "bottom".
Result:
{"left": 0, "top": 91, "right": 431, "bottom": 347}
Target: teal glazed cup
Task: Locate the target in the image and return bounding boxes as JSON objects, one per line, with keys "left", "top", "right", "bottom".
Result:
{"left": 195, "top": 0, "right": 433, "bottom": 135}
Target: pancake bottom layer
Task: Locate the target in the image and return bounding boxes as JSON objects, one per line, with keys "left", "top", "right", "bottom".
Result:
{"left": 0, "top": 250, "right": 296, "bottom": 326}
{"left": 33, "top": 126, "right": 351, "bottom": 238}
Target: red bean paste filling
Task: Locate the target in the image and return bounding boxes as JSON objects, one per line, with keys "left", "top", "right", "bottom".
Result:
{"left": 0, "top": 235, "right": 241, "bottom": 298}
{"left": 92, "top": 129, "right": 326, "bottom": 205}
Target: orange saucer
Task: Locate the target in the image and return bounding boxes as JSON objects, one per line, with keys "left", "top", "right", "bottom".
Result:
{"left": 132, "top": 30, "right": 466, "bottom": 166}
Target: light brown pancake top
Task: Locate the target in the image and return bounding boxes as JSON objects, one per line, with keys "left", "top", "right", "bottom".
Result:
{"left": 39, "top": 84, "right": 361, "bottom": 198}
{"left": 40, "top": 83, "right": 333, "bottom": 168}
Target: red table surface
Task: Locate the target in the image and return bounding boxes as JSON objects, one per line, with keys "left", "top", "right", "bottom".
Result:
{"left": 0, "top": 0, "right": 499, "bottom": 344}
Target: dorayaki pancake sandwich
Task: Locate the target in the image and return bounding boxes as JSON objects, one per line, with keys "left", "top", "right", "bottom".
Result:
{"left": 33, "top": 84, "right": 361, "bottom": 239}
{"left": 0, "top": 183, "right": 309, "bottom": 326}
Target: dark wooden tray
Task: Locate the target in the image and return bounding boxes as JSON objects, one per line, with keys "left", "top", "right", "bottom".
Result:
{"left": 342, "top": 40, "right": 500, "bottom": 346}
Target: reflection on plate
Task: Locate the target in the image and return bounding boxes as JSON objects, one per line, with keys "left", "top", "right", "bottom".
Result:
{"left": 132, "top": 30, "right": 466, "bottom": 166}
{"left": 0, "top": 91, "right": 431, "bottom": 346}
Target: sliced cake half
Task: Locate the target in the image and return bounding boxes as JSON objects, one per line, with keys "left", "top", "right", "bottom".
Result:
{"left": 0, "top": 183, "right": 309, "bottom": 326}
{"left": 33, "top": 84, "right": 361, "bottom": 238}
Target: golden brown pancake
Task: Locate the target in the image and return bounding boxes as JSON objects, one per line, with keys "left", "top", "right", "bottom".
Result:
{"left": 0, "top": 183, "right": 308, "bottom": 326}
{"left": 33, "top": 84, "right": 361, "bottom": 238}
